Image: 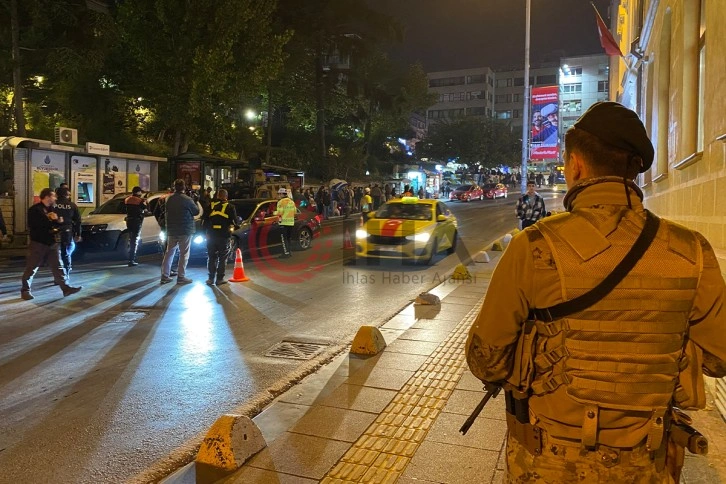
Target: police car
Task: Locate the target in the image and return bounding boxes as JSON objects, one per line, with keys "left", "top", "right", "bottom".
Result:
{"left": 355, "top": 197, "right": 458, "bottom": 264}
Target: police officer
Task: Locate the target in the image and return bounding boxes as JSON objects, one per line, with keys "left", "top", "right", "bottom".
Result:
{"left": 275, "top": 187, "right": 296, "bottom": 258}
{"left": 465, "top": 102, "right": 726, "bottom": 482}
{"left": 54, "top": 186, "right": 82, "bottom": 279}
{"left": 202, "top": 188, "right": 238, "bottom": 286}
{"left": 124, "top": 186, "right": 147, "bottom": 266}
{"left": 21, "top": 188, "right": 82, "bottom": 300}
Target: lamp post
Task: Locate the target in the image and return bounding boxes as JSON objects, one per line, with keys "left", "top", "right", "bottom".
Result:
{"left": 519, "top": 0, "right": 531, "bottom": 194}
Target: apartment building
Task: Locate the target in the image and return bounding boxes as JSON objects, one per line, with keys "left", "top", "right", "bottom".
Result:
{"left": 558, "top": 54, "right": 610, "bottom": 132}
{"left": 425, "top": 67, "right": 496, "bottom": 129}
{"left": 491, "top": 64, "right": 559, "bottom": 135}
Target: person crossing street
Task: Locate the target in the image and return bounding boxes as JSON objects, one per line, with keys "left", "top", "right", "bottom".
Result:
{"left": 20, "top": 188, "right": 82, "bottom": 300}
{"left": 275, "top": 187, "right": 297, "bottom": 258}
{"left": 202, "top": 188, "right": 238, "bottom": 286}
{"left": 124, "top": 186, "right": 147, "bottom": 266}
{"left": 53, "top": 186, "right": 82, "bottom": 279}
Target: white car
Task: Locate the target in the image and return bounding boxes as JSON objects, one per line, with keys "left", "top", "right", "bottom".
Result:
{"left": 79, "top": 192, "right": 203, "bottom": 257}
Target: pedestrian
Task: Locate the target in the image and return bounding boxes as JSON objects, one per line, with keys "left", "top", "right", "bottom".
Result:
{"left": 124, "top": 186, "right": 147, "bottom": 266}
{"left": 275, "top": 187, "right": 297, "bottom": 258}
{"left": 371, "top": 184, "right": 383, "bottom": 209}
{"left": 160, "top": 179, "right": 199, "bottom": 284}
{"left": 315, "top": 186, "right": 325, "bottom": 217}
{"left": 202, "top": 188, "right": 238, "bottom": 285}
{"left": 515, "top": 181, "right": 546, "bottom": 228}
{"left": 417, "top": 186, "right": 425, "bottom": 199}
{"left": 153, "top": 191, "right": 178, "bottom": 277}
{"left": 20, "top": 188, "right": 82, "bottom": 300}
{"left": 465, "top": 101, "right": 726, "bottom": 483}
{"left": 354, "top": 186, "right": 363, "bottom": 212}
{"left": 361, "top": 187, "right": 373, "bottom": 223}
{"left": 53, "top": 186, "right": 82, "bottom": 279}
{"left": 322, "top": 187, "right": 331, "bottom": 219}
{"left": 384, "top": 183, "right": 391, "bottom": 201}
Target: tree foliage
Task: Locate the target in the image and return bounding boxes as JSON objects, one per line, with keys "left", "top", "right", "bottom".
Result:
{"left": 419, "top": 117, "right": 521, "bottom": 169}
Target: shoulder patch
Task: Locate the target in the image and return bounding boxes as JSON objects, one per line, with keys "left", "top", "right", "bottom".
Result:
{"left": 665, "top": 221, "right": 698, "bottom": 265}
{"left": 694, "top": 232, "right": 720, "bottom": 269}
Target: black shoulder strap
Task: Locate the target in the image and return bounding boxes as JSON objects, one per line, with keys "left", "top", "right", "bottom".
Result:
{"left": 529, "top": 210, "right": 660, "bottom": 322}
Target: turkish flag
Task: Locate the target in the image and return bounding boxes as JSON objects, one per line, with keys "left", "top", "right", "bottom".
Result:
{"left": 593, "top": 4, "right": 623, "bottom": 56}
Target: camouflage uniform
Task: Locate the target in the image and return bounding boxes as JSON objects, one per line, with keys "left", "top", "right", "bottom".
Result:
{"left": 466, "top": 178, "right": 726, "bottom": 483}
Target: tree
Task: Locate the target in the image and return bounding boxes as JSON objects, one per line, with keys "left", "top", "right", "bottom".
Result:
{"left": 419, "top": 117, "right": 521, "bottom": 169}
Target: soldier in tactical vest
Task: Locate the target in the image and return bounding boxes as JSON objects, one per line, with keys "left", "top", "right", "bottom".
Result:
{"left": 465, "top": 102, "right": 726, "bottom": 482}
{"left": 54, "top": 186, "right": 82, "bottom": 278}
{"left": 202, "top": 188, "right": 238, "bottom": 286}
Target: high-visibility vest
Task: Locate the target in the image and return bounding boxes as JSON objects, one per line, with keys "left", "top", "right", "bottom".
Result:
{"left": 207, "top": 201, "right": 231, "bottom": 233}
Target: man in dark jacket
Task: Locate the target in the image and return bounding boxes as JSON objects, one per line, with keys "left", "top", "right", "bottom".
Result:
{"left": 124, "top": 186, "right": 147, "bottom": 266}
{"left": 20, "top": 188, "right": 82, "bottom": 300}
{"left": 54, "top": 186, "right": 82, "bottom": 279}
{"left": 202, "top": 188, "right": 238, "bottom": 286}
{"left": 160, "top": 179, "right": 199, "bottom": 284}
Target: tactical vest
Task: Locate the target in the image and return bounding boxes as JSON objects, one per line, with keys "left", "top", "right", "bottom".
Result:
{"left": 207, "top": 201, "right": 231, "bottom": 234}
{"left": 526, "top": 209, "right": 703, "bottom": 450}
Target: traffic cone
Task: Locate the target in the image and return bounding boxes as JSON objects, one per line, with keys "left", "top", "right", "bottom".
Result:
{"left": 343, "top": 227, "right": 354, "bottom": 250}
{"left": 229, "top": 248, "right": 250, "bottom": 282}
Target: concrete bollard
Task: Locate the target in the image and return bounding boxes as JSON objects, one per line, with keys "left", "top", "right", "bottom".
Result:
{"left": 451, "top": 263, "right": 472, "bottom": 280}
{"left": 196, "top": 415, "right": 266, "bottom": 483}
{"left": 501, "top": 233, "right": 513, "bottom": 248}
{"left": 474, "top": 251, "right": 491, "bottom": 263}
{"left": 415, "top": 292, "right": 441, "bottom": 305}
{"left": 491, "top": 240, "right": 504, "bottom": 251}
{"left": 350, "top": 326, "right": 387, "bottom": 355}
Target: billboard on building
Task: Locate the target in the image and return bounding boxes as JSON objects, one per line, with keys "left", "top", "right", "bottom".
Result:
{"left": 530, "top": 86, "right": 559, "bottom": 159}
{"left": 31, "top": 150, "right": 66, "bottom": 204}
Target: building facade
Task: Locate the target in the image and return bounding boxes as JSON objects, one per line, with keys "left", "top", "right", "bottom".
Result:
{"left": 425, "top": 67, "right": 496, "bottom": 129}
{"left": 492, "top": 64, "right": 559, "bottom": 135}
{"left": 557, "top": 54, "right": 610, "bottom": 133}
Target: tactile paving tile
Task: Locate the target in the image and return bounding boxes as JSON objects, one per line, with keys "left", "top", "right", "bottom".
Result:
{"left": 321, "top": 298, "right": 484, "bottom": 483}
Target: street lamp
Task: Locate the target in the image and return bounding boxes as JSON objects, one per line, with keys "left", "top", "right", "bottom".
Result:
{"left": 245, "top": 109, "right": 257, "bottom": 122}
{"left": 520, "top": 0, "right": 531, "bottom": 194}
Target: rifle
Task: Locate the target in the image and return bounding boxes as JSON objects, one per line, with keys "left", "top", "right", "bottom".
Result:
{"left": 459, "top": 384, "right": 501, "bottom": 435}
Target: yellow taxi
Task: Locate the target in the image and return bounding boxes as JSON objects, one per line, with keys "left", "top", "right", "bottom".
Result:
{"left": 355, "top": 197, "right": 458, "bottom": 264}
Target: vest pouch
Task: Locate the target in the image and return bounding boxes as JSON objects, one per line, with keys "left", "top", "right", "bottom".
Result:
{"left": 508, "top": 320, "right": 537, "bottom": 392}
{"left": 674, "top": 340, "right": 706, "bottom": 410}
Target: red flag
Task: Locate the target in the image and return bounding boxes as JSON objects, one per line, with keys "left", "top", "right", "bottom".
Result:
{"left": 592, "top": 3, "right": 622, "bottom": 56}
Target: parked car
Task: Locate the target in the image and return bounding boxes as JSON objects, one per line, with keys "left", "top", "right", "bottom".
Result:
{"left": 355, "top": 197, "right": 458, "bottom": 265}
{"left": 177, "top": 198, "right": 323, "bottom": 260}
{"left": 449, "top": 184, "right": 483, "bottom": 202}
{"left": 481, "top": 183, "right": 508, "bottom": 199}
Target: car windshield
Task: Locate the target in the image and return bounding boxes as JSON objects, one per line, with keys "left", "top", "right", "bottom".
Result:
{"left": 376, "top": 203, "right": 432, "bottom": 221}
{"left": 93, "top": 198, "right": 126, "bottom": 214}
{"left": 231, "top": 201, "right": 263, "bottom": 220}
{"left": 455, "top": 185, "right": 472, "bottom": 191}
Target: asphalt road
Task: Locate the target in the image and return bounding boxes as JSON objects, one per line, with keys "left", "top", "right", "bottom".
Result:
{"left": 0, "top": 192, "right": 563, "bottom": 483}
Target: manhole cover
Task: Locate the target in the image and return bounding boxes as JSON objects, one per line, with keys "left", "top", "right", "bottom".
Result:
{"left": 265, "top": 341, "right": 327, "bottom": 360}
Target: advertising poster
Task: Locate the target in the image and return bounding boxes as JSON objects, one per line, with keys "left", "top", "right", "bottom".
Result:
{"left": 127, "top": 161, "right": 151, "bottom": 192}
{"left": 530, "top": 85, "right": 559, "bottom": 159}
{"left": 31, "top": 150, "right": 66, "bottom": 203}
{"left": 71, "top": 155, "right": 97, "bottom": 206}
{"left": 176, "top": 162, "right": 201, "bottom": 190}
{"left": 100, "top": 157, "right": 128, "bottom": 202}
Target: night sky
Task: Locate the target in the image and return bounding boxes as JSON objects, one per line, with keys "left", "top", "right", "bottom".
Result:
{"left": 369, "top": 0, "right": 614, "bottom": 71}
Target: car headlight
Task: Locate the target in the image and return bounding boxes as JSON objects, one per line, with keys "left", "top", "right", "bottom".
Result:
{"left": 193, "top": 235, "right": 205, "bottom": 245}
{"left": 355, "top": 229, "right": 368, "bottom": 239}
{"left": 159, "top": 231, "right": 166, "bottom": 242}
{"left": 405, "top": 232, "right": 431, "bottom": 242}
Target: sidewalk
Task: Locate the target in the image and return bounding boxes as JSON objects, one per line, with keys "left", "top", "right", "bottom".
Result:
{"left": 165, "top": 252, "right": 726, "bottom": 484}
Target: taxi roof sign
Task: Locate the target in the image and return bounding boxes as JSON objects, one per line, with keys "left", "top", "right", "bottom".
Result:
{"left": 401, "top": 196, "right": 420, "bottom": 204}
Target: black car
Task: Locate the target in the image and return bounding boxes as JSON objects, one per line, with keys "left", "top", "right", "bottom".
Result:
{"left": 178, "top": 198, "right": 322, "bottom": 260}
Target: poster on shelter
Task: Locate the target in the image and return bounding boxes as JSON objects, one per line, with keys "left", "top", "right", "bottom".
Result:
{"left": 127, "top": 161, "right": 151, "bottom": 192}
{"left": 71, "top": 155, "right": 97, "bottom": 206}
{"left": 176, "top": 162, "right": 201, "bottom": 190}
{"left": 31, "top": 150, "right": 66, "bottom": 203}
{"left": 100, "top": 157, "right": 127, "bottom": 202}
{"left": 530, "top": 86, "right": 559, "bottom": 159}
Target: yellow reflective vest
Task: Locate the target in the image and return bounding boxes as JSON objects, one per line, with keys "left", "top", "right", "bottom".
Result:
{"left": 275, "top": 197, "right": 297, "bottom": 226}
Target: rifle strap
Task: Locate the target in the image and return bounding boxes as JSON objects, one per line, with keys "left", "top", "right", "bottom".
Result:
{"left": 529, "top": 210, "right": 660, "bottom": 322}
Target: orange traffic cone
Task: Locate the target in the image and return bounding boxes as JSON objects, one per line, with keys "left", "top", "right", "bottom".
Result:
{"left": 343, "top": 227, "right": 354, "bottom": 250}
{"left": 229, "top": 248, "right": 250, "bottom": 282}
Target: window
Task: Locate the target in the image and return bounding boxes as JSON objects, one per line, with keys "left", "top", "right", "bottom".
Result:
{"left": 495, "top": 110, "right": 512, "bottom": 120}
{"left": 514, "top": 77, "right": 524, "bottom": 87}
{"left": 495, "top": 94, "right": 507, "bottom": 103}
{"left": 598, "top": 80, "right": 609, "bottom": 92}
{"left": 428, "top": 108, "right": 466, "bottom": 119}
{"left": 468, "top": 107, "right": 487, "bottom": 116}
{"left": 536, "top": 74, "right": 557, "bottom": 85}
{"left": 429, "top": 77, "right": 465, "bottom": 87}
{"left": 697, "top": 0, "right": 705, "bottom": 152}
{"left": 513, "top": 109, "right": 520, "bottom": 118}
{"left": 468, "top": 90, "right": 484, "bottom": 100}
{"left": 561, "top": 99, "right": 582, "bottom": 112}
{"left": 496, "top": 78, "right": 513, "bottom": 88}
{"left": 562, "top": 83, "right": 582, "bottom": 93}
{"left": 598, "top": 65, "right": 609, "bottom": 76}
{"left": 467, "top": 74, "right": 486, "bottom": 84}
{"left": 562, "top": 67, "right": 582, "bottom": 76}
{"left": 439, "top": 92, "right": 466, "bottom": 102}
{"left": 513, "top": 93, "right": 521, "bottom": 102}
